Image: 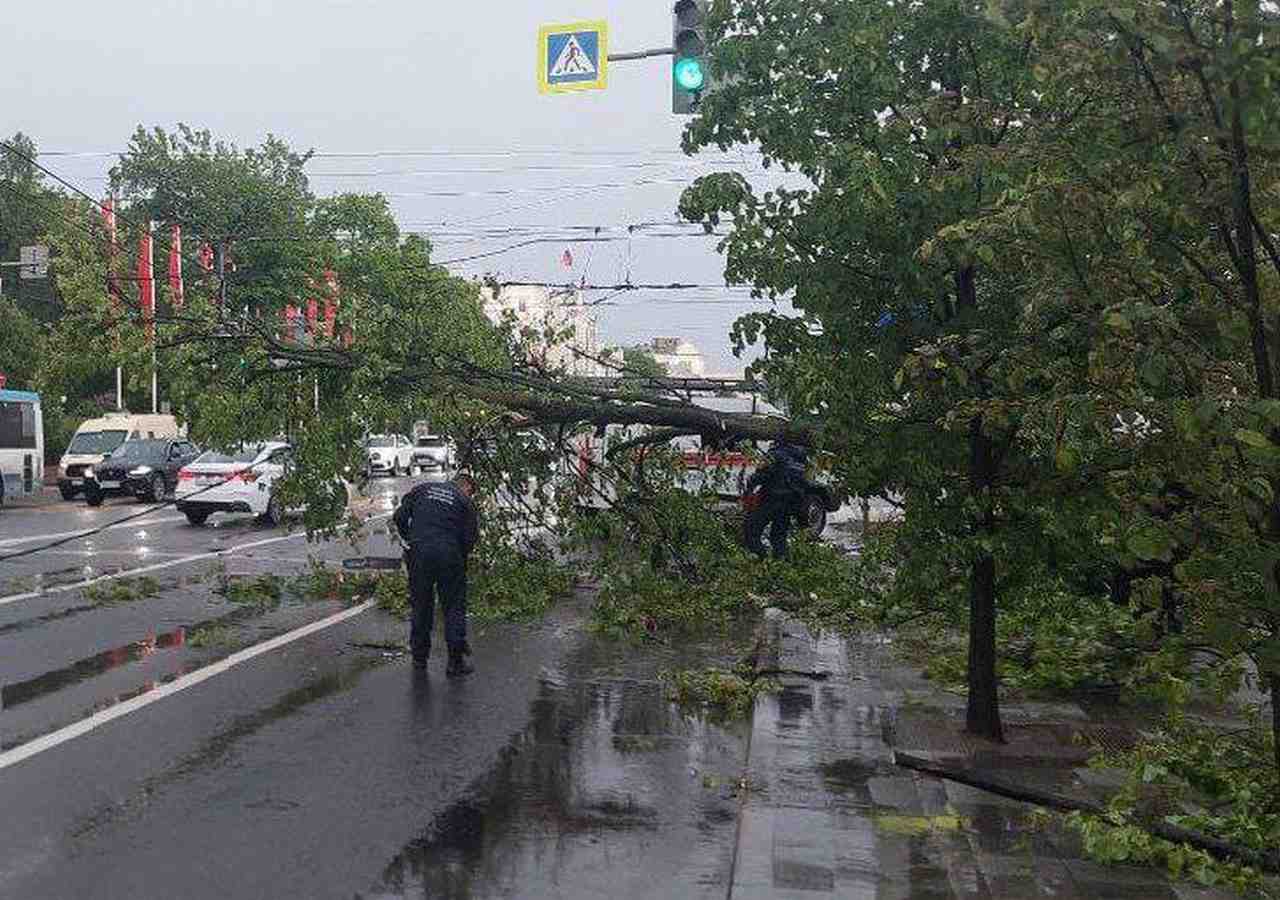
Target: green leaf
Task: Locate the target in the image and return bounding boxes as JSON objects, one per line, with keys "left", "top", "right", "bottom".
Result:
{"left": 1252, "top": 399, "right": 1280, "bottom": 427}
{"left": 1105, "top": 311, "right": 1132, "bottom": 333}
{"left": 1055, "top": 444, "right": 1079, "bottom": 473}
{"left": 1236, "top": 429, "right": 1271, "bottom": 450}
{"left": 976, "top": 245, "right": 996, "bottom": 266}
{"left": 1127, "top": 527, "right": 1174, "bottom": 562}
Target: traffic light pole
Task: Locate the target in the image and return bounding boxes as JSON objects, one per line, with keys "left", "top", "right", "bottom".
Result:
{"left": 607, "top": 47, "right": 673, "bottom": 62}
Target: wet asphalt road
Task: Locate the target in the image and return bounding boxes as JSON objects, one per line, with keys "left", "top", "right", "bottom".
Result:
{"left": 0, "top": 476, "right": 749, "bottom": 899}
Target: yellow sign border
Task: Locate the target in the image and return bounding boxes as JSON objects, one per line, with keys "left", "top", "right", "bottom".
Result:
{"left": 538, "top": 20, "right": 609, "bottom": 95}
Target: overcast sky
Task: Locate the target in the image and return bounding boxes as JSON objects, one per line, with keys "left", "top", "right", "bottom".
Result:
{"left": 2, "top": 0, "right": 800, "bottom": 371}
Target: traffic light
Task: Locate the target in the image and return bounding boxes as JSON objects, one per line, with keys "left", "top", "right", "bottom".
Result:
{"left": 672, "top": 0, "right": 709, "bottom": 114}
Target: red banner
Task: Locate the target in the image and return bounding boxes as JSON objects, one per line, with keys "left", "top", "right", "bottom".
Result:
{"left": 323, "top": 300, "right": 336, "bottom": 338}
{"left": 137, "top": 222, "right": 155, "bottom": 343}
{"left": 282, "top": 304, "right": 300, "bottom": 344}
{"left": 305, "top": 298, "right": 318, "bottom": 336}
{"left": 100, "top": 199, "right": 123, "bottom": 316}
{"left": 168, "top": 224, "right": 184, "bottom": 309}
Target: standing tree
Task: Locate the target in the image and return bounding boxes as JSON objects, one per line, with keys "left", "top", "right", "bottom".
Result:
{"left": 677, "top": 0, "right": 1112, "bottom": 739}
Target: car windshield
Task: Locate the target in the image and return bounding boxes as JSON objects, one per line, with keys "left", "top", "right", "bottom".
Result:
{"left": 196, "top": 446, "right": 265, "bottom": 465}
{"left": 109, "top": 439, "right": 168, "bottom": 462}
{"left": 67, "top": 429, "right": 128, "bottom": 455}
{"left": 366, "top": 436, "right": 395, "bottom": 448}
{"left": 416, "top": 437, "right": 445, "bottom": 447}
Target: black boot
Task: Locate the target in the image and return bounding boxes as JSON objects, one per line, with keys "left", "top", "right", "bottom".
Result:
{"left": 446, "top": 645, "right": 475, "bottom": 678}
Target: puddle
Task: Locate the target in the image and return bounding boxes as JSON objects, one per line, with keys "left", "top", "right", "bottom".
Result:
{"left": 365, "top": 672, "right": 747, "bottom": 899}
{"left": 1, "top": 603, "right": 284, "bottom": 710}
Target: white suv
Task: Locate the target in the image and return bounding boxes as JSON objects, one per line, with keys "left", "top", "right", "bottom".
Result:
{"left": 364, "top": 434, "right": 414, "bottom": 477}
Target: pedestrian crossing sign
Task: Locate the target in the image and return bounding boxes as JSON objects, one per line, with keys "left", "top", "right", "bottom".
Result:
{"left": 538, "top": 20, "right": 608, "bottom": 94}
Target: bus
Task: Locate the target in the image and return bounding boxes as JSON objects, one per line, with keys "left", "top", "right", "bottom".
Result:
{"left": 0, "top": 389, "right": 44, "bottom": 507}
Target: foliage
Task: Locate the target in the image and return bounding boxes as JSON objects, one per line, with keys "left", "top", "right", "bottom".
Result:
{"left": 1066, "top": 812, "right": 1268, "bottom": 897}
{"left": 83, "top": 576, "right": 161, "bottom": 605}
{"left": 915, "top": 580, "right": 1143, "bottom": 697}
{"left": 373, "top": 545, "right": 573, "bottom": 626}
{"left": 220, "top": 573, "right": 285, "bottom": 608}
{"left": 1066, "top": 710, "right": 1280, "bottom": 895}
{"left": 0, "top": 296, "right": 42, "bottom": 390}
{"left": 577, "top": 483, "right": 859, "bottom": 640}
{"left": 661, "top": 667, "right": 778, "bottom": 721}
{"left": 679, "top": 0, "right": 1090, "bottom": 739}
{"left": 1076, "top": 713, "right": 1280, "bottom": 886}
{"left": 187, "top": 624, "right": 238, "bottom": 650}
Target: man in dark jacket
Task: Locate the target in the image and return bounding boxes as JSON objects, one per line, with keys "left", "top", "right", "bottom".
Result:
{"left": 743, "top": 440, "right": 813, "bottom": 561}
{"left": 394, "top": 474, "right": 480, "bottom": 676}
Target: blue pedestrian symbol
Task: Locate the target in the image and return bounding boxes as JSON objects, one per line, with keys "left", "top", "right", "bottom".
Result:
{"left": 539, "top": 21, "right": 609, "bottom": 94}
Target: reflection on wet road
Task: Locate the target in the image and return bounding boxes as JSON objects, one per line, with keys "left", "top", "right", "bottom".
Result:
{"left": 0, "top": 474, "right": 761, "bottom": 899}
{"left": 371, "top": 674, "right": 746, "bottom": 900}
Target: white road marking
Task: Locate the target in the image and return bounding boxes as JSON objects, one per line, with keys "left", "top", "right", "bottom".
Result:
{"left": 3, "top": 549, "right": 193, "bottom": 559}
{"left": 0, "top": 599, "right": 377, "bottom": 772}
{"left": 0, "top": 514, "right": 188, "bottom": 547}
{"left": 0, "top": 513, "right": 392, "bottom": 608}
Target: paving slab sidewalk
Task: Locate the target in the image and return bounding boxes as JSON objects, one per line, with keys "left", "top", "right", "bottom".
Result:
{"left": 728, "top": 609, "right": 1237, "bottom": 900}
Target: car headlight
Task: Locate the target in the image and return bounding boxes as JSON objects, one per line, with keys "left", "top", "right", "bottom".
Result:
{"left": 85, "top": 467, "right": 94, "bottom": 478}
{"left": 129, "top": 465, "right": 153, "bottom": 476}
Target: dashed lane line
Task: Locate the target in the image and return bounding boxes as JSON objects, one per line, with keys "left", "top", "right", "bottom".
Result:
{"left": 0, "top": 513, "right": 393, "bottom": 608}
{"left": 0, "top": 599, "right": 378, "bottom": 772}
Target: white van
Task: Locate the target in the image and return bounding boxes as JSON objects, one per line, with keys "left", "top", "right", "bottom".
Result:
{"left": 57, "top": 413, "right": 183, "bottom": 500}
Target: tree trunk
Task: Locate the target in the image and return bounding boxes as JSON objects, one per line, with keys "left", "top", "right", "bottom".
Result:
{"left": 954, "top": 263, "right": 1004, "bottom": 742}
{"left": 1271, "top": 675, "right": 1280, "bottom": 792}
{"left": 966, "top": 415, "right": 1004, "bottom": 742}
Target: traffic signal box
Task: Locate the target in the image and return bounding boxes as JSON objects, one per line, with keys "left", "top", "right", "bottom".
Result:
{"left": 672, "top": 0, "right": 710, "bottom": 114}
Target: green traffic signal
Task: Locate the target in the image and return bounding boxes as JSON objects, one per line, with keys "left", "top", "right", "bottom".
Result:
{"left": 674, "top": 57, "right": 705, "bottom": 92}
{"left": 672, "top": 0, "right": 710, "bottom": 114}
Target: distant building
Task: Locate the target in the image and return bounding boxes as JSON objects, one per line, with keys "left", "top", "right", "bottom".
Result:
{"left": 648, "top": 337, "right": 707, "bottom": 378}
{"left": 480, "top": 284, "right": 605, "bottom": 377}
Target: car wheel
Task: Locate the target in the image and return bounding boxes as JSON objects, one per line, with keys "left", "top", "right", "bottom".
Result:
{"left": 185, "top": 509, "right": 210, "bottom": 526}
{"left": 147, "top": 473, "right": 166, "bottom": 504}
{"left": 263, "top": 493, "right": 284, "bottom": 527}
{"left": 59, "top": 485, "right": 77, "bottom": 501}
{"left": 800, "top": 496, "right": 827, "bottom": 537}
{"left": 85, "top": 486, "right": 104, "bottom": 507}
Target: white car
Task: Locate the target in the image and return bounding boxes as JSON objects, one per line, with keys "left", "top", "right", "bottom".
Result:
{"left": 411, "top": 435, "right": 454, "bottom": 475}
{"left": 175, "top": 442, "right": 294, "bottom": 526}
{"left": 364, "top": 434, "right": 414, "bottom": 477}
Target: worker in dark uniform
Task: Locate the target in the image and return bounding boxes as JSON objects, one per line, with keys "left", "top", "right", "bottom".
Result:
{"left": 743, "top": 439, "right": 814, "bottom": 561}
{"left": 394, "top": 474, "right": 480, "bottom": 677}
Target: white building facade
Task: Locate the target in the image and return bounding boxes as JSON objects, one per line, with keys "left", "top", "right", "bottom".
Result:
{"left": 480, "top": 285, "right": 605, "bottom": 377}
{"left": 648, "top": 337, "right": 708, "bottom": 378}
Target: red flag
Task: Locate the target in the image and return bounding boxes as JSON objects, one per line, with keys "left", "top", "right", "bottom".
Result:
{"left": 100, "top": 199, "right": 123, "bottom": 310}
{"left": 138, "top": 222, "right": 155, "bottom": 343}
{"left": 305, "top": 298, "right": 318, "bottom": 336}
{"left": 168, "top": 224, "right": 184, "bottom": 309}
{"left": 282, "top": 304, "right": 300, "bottom": 344}
{"left": 323, "top": 300, "right": 336, "bottom": 338}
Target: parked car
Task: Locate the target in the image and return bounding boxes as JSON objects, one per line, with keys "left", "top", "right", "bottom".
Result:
{"left": 174, "top": 442, "right": 294, "bottom": 526}
{"left": 83, "top": 437, "right": 202, "bottom": 506}
{"left": 58, "top": 413, "right": 183, "bottom": 500}
{"left": 411, "top": 435, "right": 454, "bottom": 475}
{"left": 364, "top": 434, "right": 414, "bottom": 477}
